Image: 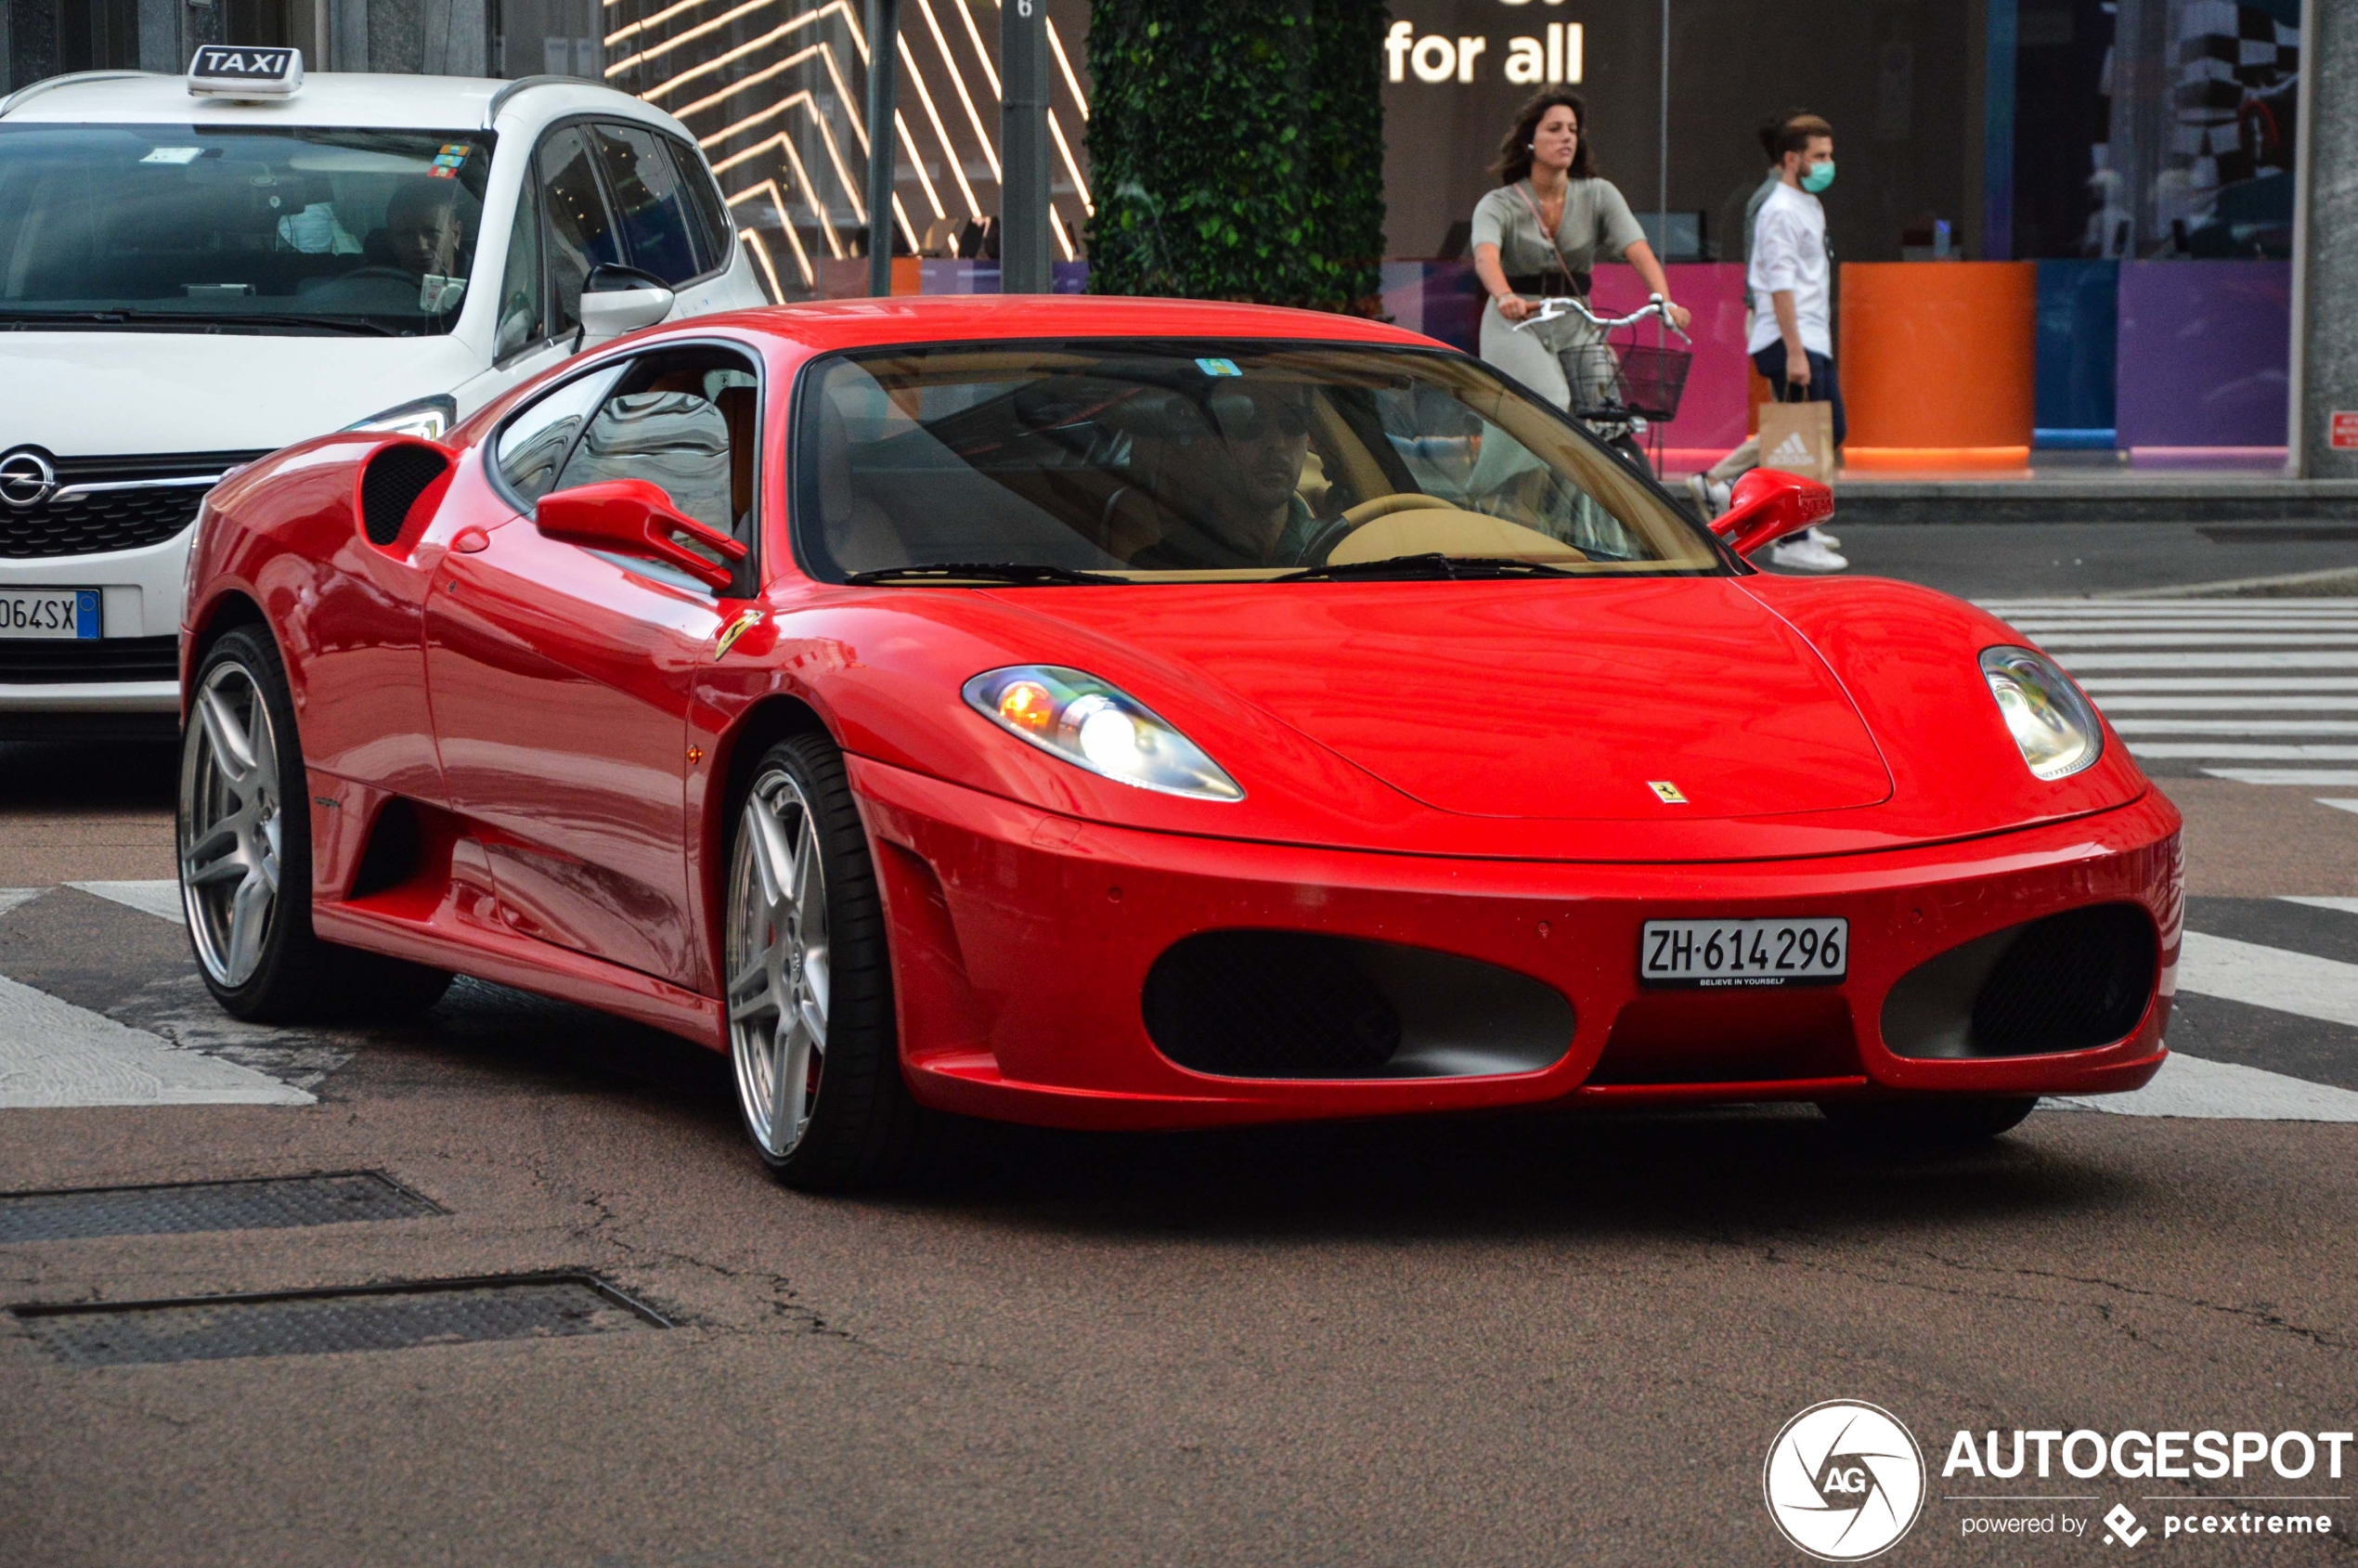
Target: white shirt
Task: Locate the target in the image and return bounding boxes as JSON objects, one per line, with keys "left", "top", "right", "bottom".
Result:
{"left": 1746, "top": 181, "right": 1832, "bottom": 357}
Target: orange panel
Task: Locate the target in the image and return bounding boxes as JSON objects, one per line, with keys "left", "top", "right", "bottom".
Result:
{"left": 1846, "top": 447, "right": 2035, "bottom": 473}
{"left": 891, "top": 256, "right": 923, "bottom": 297}
{"left": 1838, "top": 262, "right": 2036, "bottom": 455}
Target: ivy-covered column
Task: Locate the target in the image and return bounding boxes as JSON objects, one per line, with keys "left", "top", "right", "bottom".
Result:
{"left": 1084, "top": 0, "right": 1386, "bottom": 313}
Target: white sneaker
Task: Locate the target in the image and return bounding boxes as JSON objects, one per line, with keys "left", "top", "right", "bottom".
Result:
{"left": 1685, "top": 473, "right": 1714, "bottom": 519}
{"left": 1769, "top": 535, "right": 1848, "bottom": 573}
{"left": 1810, "top": 525, "right": 1842, "bottom": 549}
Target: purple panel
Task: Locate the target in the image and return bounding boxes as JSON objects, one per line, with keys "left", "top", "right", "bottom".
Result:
{"left": 2116, "top": 261, "right": 2290, "bottom": 449}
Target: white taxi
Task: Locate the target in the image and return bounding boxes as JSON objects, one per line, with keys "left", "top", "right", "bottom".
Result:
{"left": 0, "top": 49, "right": 770, "bottom": 733}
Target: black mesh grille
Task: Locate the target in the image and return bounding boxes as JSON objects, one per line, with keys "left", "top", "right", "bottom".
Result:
{"left": 1970, "top": 904, "right": 2157, "bottom": 1054}
{"left": 0, "top": 635, "right": 179, "bottom": 684}
{"left": 359, "top": 444, "right": 450, "bottom": 547}
{"left": 1143, "top": 931, "right": 1403, "bottom": 1078}
{"left": 0, "top": 452, "right": 262, "bottom": 559}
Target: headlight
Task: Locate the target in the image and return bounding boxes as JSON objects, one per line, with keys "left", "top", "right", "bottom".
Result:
{"left": 343, "top": 395, "right": 458, "bottom": 441}
{"left": 1981, "top": 646, "right": 2103, "bottom": 781}
{"left": 964, "top": 666, "right": 1243, "bottom": 801}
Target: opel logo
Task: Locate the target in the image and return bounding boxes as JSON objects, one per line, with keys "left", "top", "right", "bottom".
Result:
{"left": 0, "top": 448, "right": 57, "bottom": 510}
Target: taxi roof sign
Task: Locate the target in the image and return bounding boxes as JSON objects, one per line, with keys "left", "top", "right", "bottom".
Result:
{"left": 188, "top": 45, "right": 304, "bottom": 97}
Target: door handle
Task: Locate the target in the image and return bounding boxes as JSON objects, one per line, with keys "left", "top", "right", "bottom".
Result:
{"left": 451, "top": 526, "right": 491, "bottom": 553}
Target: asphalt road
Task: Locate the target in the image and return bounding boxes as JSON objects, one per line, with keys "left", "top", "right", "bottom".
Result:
{"left": 5, "top": 535, "right": 2358, "bottom": 1566}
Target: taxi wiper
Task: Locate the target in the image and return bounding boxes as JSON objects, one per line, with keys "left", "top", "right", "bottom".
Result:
{"left": 843, "top": 562, "right": 1126, "bottom": 587}
{"left": 1274, "top": 553, "right": 1577, "bottom": 582}
{"left": 0, "top": 308, "right": 395, "bottom": 337}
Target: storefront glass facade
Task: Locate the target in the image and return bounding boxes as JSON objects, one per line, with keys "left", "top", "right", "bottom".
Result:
{"left": 584, "top": 0, "right": 2299, "bottom": 471}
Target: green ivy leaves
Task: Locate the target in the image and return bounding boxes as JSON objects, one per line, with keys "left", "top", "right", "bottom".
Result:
{"left": 1084, "top": 0, "right": 1387, "bottom": 313}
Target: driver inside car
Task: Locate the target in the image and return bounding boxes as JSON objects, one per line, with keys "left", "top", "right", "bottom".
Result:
{"left": 364, "top": 181, "right": 465, "bottom": 305}
{"left": 1131, "top": 382, "right": 1326, "bottom": 569}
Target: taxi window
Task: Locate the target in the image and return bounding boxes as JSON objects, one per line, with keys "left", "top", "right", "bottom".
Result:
{"left": 589, "top": 123, "right": 702, "bottom": 285}
{"left": 537, "top": 127, "right": 620, "bottom": 332}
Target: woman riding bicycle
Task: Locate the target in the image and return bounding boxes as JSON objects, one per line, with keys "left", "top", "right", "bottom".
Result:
{"left": 1471, "top": 91, "right": 1691, "bottom": 414}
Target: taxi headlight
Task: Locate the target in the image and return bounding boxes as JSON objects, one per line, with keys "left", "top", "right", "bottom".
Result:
{"left": 344, "top": 395, "right": 457, "bottom": 442}
{"left": 1981, "top": 645, "right": 2103, "bottom": 781}
{"left": 964, "top": 666, "right": 1243, "bottom": 801}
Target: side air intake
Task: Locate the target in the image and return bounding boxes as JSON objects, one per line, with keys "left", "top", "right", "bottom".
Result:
{"left": 1881, "top": 902, "right": 2157, "bottom": 1059}
{"left": 358, "top": 443, "right": 452, "bottom": 550}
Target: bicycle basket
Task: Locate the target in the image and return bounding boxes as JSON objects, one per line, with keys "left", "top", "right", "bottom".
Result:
{"left": 1557, "top": 340, "right": 1692, "bottom": 423}
{"left": 1609, "top": 343, "right": 1691, "bottom": 421}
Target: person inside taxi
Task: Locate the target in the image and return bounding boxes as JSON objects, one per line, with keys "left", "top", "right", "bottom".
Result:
{"left": 373, "top": 181, "right": 463, "bottom": 281}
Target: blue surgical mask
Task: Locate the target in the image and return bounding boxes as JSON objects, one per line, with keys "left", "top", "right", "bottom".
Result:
{"left": 1801, "top": 161, "right": 1836, "bottom": 194}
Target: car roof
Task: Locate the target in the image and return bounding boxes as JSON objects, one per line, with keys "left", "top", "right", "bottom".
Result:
{"left": 0, "top": 70, "right": 679, "bottom": 136}
{"left": 683, "top": 295, "right": 1447, "bottom": 356}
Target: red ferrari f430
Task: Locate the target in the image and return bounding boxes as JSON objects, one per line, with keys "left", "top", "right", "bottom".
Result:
{"left": 177, "top": 297, "right": 2180, "bottom": 1188}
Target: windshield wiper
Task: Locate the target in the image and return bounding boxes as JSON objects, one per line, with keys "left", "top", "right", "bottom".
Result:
{"left": 0, "top": 308, "right": 396, "bottom": 336}
{"left": 1274, "top": 553, "right": 1578, "bottom": 582}
{"left": 842, "top": 562, "right": 1126, "bottom": 587}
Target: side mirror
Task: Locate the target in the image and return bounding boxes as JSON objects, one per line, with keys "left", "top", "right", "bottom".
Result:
{"left": 534, "top": 479, "right": 747, "bottom": 592}
{"left": 1709, "top": 468, "right": 1835, "bottom": 559}
{"left": 575, "top": 263, "right": 675, "bottom": 348}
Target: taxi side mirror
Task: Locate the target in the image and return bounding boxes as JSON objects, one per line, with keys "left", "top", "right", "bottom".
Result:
{"left": 575, "top": 264, "right": 675, "bottom": 348}
{"left": 1710, "top": 468, "right": 1835, "bottom": 559}
{"left": 534, "top": 479, "right": 745, "bottom": 592}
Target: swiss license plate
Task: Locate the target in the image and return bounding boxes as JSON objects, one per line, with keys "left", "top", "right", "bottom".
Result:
{"left": 0, "top": 589, "right": 98, "bottom": 641}
{"left": 1640, "top": 917, "right": 1847, "bottom": 989}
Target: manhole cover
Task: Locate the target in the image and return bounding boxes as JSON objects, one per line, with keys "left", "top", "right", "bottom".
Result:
{"left": 0, "top": 1173, "right": 440, "bottom": 1244}
{"left": 12, "top": 1274, "right": 668, "bottom": 1366}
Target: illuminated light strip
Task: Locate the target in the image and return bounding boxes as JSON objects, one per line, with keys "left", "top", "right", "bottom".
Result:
{"left": 713, "top": 114, "right": 864, "bottom": 230}
{"left": 899, "top": 33, "right": 978, "bottom": 215}
{"left": 951, "top": 0, "right": 999, "bottom": 99}
{"left": 895, "top": 108, "right": 947, "bottom": 220}
{"left": 729, "top": 178, "right": 820, "bottom": 279}
{"left": 740, "top": 220, "right": 801, "bottom": 292}
{"left": 769, "top": 139, "right": 846, "bottom": 258}
{"left": 605, "top": 0, "right": 703, "bottom": 48}
{"left": 817, "top": 34, "right": 866, "bottom": 144}
{"left": 891, "top": 192, "right": 921, "bottom": 253}
{"left": 678, "top": 43, "right": 822, "bottom": 125}
{"left": 608, "top": 0, "right": 772, "bottom": 76}
{"left": 916, "top": 0, "right": 997, "bottom": 181}
{"left": 639, "top": 20, "right": 800, "bottom": 102}
{"left": 1044, "top": 16, "right": 1087, "bottom": 119}
{"left": 1046, "top": 106, "right": 1090, "bottom": 213}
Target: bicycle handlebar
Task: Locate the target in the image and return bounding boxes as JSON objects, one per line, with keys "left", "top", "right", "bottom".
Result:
{"left": 1510, "top": 291, "right": 1691, "bottom": 343}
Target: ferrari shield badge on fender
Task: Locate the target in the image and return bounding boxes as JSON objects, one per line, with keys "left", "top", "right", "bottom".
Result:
{"left": 1649, "top": 781, "right": 1688, "bottom": 804}
{"left": 715, "top": 609, "right": 765, "bottom": 658}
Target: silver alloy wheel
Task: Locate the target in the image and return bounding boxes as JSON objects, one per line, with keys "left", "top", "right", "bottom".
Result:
{"left": 727, "top": 766, "right": 831, "bottom": 1159}
{"left": 178, "top": 658, "right": 283, "bottom": 988}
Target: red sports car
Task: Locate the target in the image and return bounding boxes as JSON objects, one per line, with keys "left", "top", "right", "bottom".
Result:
{"left": 177, "top": 296, "right": 2179, "bottom": 1188}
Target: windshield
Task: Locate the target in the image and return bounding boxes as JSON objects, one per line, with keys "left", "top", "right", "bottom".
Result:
{"left": 796, "top": 342, "right": 1726, "bottom": 583}
{"left": 0, "top": 123, "right": 495, "bottom": 335}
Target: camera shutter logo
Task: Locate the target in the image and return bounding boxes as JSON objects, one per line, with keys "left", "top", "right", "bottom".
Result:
{"left": 0, "top": 448, "right": 57, "bottom": 510}
{"left": 1762, "top": 1400, "right": 1926, "bottom": 1561}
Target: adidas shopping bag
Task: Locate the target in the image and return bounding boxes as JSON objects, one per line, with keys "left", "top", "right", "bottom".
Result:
{"left": 1756, "top": 393, "right": 1836, "bottom": 483}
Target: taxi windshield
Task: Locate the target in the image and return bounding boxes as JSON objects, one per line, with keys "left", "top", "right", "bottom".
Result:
{"left": 0, "top": 123, "right": 494, "bottom": 336}
{"left": 796, "top": 342, "right": 1728, "bottom": 584}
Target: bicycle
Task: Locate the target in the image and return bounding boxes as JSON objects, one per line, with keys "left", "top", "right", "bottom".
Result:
{"left": 1510, "top": 292, "right": 1692, "bottom": 475}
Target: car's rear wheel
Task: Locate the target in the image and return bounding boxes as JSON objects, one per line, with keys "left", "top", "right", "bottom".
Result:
{"left": 725, "top": 732, "right": 927, "bottom": 1190}
{"left": 1816, "top": 1096, "right": 2039, "bottom": 1147}
{"left": 178, "top": 627, "right": 451, "bottom": 1022}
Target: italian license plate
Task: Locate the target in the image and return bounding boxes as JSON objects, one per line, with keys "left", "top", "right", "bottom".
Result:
{"left": 1640, "top": 917, "right": 1847, "bottom": 989}
{"left": 0, "top": 589, "right": 98, "bottom": 641}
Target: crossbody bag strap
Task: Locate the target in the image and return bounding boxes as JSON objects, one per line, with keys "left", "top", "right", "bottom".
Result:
{"left": 1509, "top": 180, "right": 1582, "bottom": 297}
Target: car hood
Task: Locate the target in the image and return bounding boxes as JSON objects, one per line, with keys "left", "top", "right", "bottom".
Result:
{"left": 988, "top": 577, "right": 1894, "bottom": 822}
{"left": 0, "top": 330, "right": 480, "bottom": 457}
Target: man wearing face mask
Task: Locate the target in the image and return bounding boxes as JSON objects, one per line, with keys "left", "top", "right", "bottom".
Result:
{"left": 1748, "top": 113, "right": 1846, "bottom": 573}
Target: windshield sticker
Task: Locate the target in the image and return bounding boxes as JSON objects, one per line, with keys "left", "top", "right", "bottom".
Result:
{"left": 426, "top": 163, "right": 458, "bottom": 179}
{"left": 140, "top": 147, "right": 204, "bottom": 164}
{"left": 1195, "top": 357, "right": 1243, "bottom": 378}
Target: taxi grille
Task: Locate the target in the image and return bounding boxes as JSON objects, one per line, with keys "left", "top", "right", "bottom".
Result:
{"left": 0, "top": 636, "right": 179, "bottom": 684}
{"left": 0, "top": 452, "right": 264, "bottom": 559}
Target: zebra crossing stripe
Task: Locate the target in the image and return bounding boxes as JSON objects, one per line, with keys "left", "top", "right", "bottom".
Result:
{"left": 2203, "top": 769, "right": 2358, "bottom": 785}
{"left": 2178, "top": 930, "right": 2358, "bottom": 1030}
{"left": 0, "top": 972, "right": 311, "bottom": 1108}
{"left": 70, "top": 880, "right": 186, "bottom": 926}
{"left": 0, "top": 889, "right": 43, "bottom": 920}
{"left": 2111, "top": 720, "right": 2358, "bottom": 735}
{"left": 2064, "top": 1052, "right": 2358, "bottom": 1122}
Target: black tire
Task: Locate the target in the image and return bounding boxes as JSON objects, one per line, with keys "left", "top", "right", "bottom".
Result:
{"left": 1816, "top": 1096, "right": 2039, "bottom": 1147}
{"left": 178, "top": 626, "right": 452, "bottom": 1024}
{"left": 724, "top": 732, "right": 930, "bottom": 1191}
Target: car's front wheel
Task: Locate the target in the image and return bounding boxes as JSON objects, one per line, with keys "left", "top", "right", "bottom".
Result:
{"left": 178, "top": 626, "right": 451, "bottom": 1022}
{"left": 1817, "top": 1096, "right": 2039, "bottom": 1147}
{"left": 724, "top": 732, "right": 927, "bottom": 1190}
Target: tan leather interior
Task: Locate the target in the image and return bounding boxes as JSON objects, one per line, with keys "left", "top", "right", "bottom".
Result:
{"left": 1327, "top": 509, "right": 1588, "bottom": 565}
